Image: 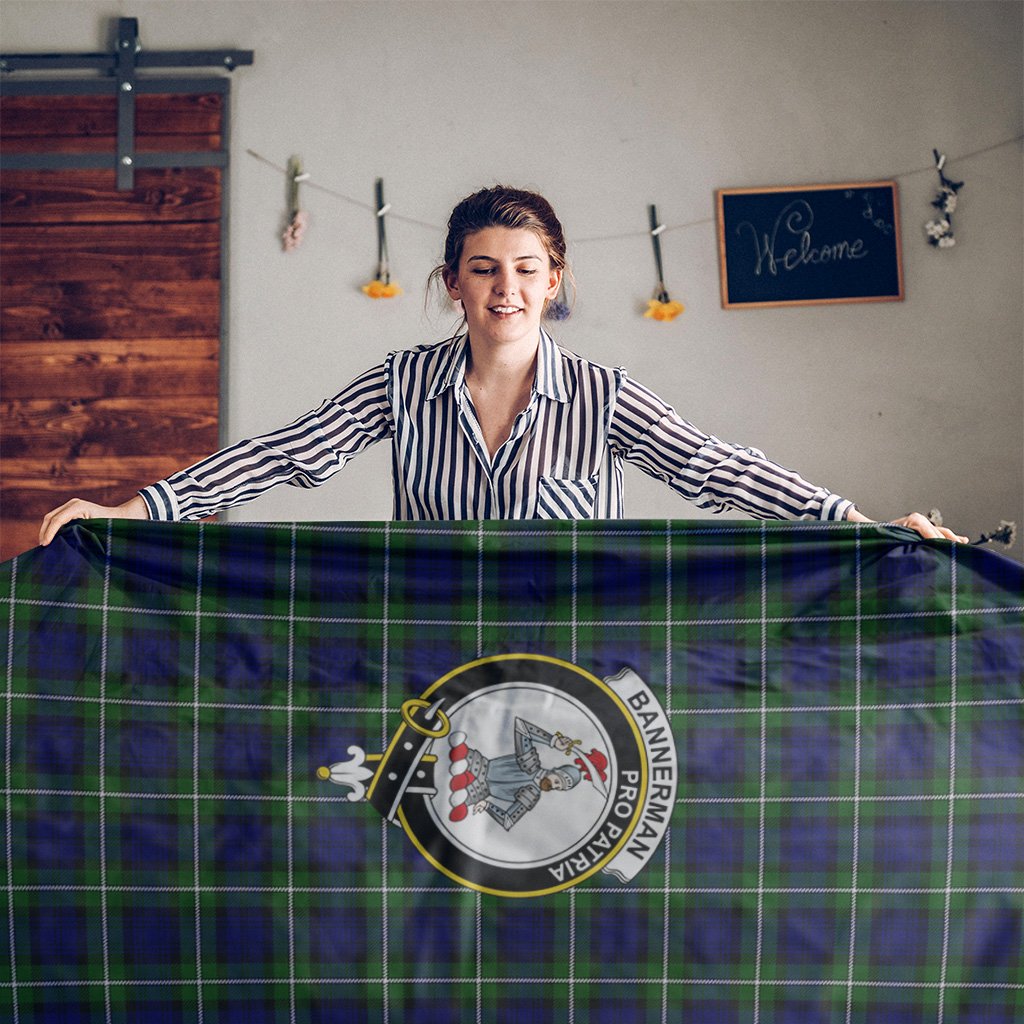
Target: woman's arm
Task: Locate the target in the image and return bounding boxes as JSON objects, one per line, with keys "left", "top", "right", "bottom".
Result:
{"left": 609, "top": 376, "right": 968, "bottom": 542}
{"left": 609, "top": 375, "right": 854, "bottom": 521}
{"left": 37, "top": 360, "right": 394, "bottom": 546}
{"left": 139, "top": 362, "right": 393, "bottom": 522}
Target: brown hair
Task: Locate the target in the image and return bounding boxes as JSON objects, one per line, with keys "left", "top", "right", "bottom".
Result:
{"left": 428, "top": 185, "right": 573, "bottom": 320}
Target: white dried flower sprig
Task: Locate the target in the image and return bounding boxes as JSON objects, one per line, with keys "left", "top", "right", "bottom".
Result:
{"left": 972, "top": 521, "right": 1017, "bottom": 548}
{"left": 925, "top": 218, "right": 955, "bottom": 248}
{"left": 932, "top": 510, "right": 1016, "bottom": 548}
{"left": 925, "top": 150, "right": 963, "bottom": 250}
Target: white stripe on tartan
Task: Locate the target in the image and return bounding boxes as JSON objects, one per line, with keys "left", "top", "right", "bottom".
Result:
{"left": 475, "top": 521, "right": 483, "bottom": 1024}
{"left": 8, "top": 787, "right": 1022, "bottom": 805}
{"left": 5, "top": 557, "right": 20, "bottom": 1024}
{"left": 193, "top": 527, "right": 206, "bottom": 1024}
{"left": 10, "top": 597, "right": 1020, "bottom": 628}
{"left": 662, "top": 521, "right": 673, "bottom": 1024}
{"left": 6, "top": 592, "right": 1017, "bottom": 627}
{"left": 3, "top": 975, "right": 1020, "bottom": 989}
{"left": 381, "top": 523, "right": 391, "bottom": 1024}
{"left": 568, "top": 889, "right": 577, "bottom": 1024}
{"left": 9, "top": 884, "right": 1023, "bottom": 896}
{"left": 8, "top": 689, "right": 1022, "bottom": 718}
{"left": 937, "top": 544, "right": 960, "bottom": 1024}
{"left": 99, "top": 521, "right": 113, "bottom": 1024}
{"left": 287, "top": 525, "right": 298, "bottom": 1024}
{"left": 845, "top": 527, "right": 864, "bottom": 1024}
{"left": 753, "top": 522, "right": 768, "bottom": 1024}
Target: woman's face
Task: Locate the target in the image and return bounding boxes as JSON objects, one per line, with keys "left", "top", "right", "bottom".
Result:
{"left": 445, "top": 227, "right": 561, "bottom": 349}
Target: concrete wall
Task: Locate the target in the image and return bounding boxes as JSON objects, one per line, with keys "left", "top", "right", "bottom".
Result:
{"left": 4, "top": 0, "right": 1022, "bottom": 551}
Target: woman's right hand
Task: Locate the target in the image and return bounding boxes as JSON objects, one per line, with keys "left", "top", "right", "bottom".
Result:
{"left": 39, "top": 494, "right": 150, "bottom": 547}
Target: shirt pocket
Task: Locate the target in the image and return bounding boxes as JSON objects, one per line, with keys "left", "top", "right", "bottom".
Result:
{"left": 534, "top": 475, "right": 599, "bottom": 519}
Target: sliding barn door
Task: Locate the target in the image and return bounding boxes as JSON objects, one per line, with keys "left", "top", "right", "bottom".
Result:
{"left": 1, "top": 91, "right": 224, "bottom": 560}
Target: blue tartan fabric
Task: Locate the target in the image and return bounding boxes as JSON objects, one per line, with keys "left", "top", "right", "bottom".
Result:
{"left": 2, "top": 519, "right": 1022, "bottom": 1024}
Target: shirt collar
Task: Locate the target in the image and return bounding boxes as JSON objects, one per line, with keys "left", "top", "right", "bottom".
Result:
{"left": 535, "top": 328, "right": 571, "bottom": 403}
{"left": 426, "top": 334, "right": 470, "bottom": 399}
{"left": 426, "top": 329, "right": 570, "bottom": 403}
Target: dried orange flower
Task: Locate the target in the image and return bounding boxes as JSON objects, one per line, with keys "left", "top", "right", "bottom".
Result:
{"left": 644, "top": 299, "right": 685, "bottom": 322}
{"left": 361, "top": 279, "right": 403, "bottom": 299}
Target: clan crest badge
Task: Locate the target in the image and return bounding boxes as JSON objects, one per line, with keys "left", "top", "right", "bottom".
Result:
{"left": 318, "top": 654, "right": 677, "bottom": 898}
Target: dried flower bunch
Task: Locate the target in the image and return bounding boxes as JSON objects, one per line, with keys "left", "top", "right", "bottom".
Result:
{"left": 931, "top": 510, "right": 1016, "bottom": 548}
{"left": 282, "top": 156, "right": 309, "bottom": 253}
{"left": 644, "top": 297, "right": 685, "bottom": 322}
{"left": 924, "top": 150, "right": 963, "bottom": 249}
{"left": 282, "top": 210, "right": 308, "bottom": 252}
{"left": 644, "top": 204, "right": 685, "bottom": 322}
{"left": 362, "top": 279, "right": 402, "bottom": 299}
{"left": 973, "top": 521, "right": 1017, "bottom": 547}
{"left": 362, "top": 178, "right": 402, "bottom": 299}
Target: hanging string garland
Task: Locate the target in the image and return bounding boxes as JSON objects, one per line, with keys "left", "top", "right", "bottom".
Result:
{"left": 924, "top": 149, "right": 964, "bottom": 249}
{"left": 251, "top": 133, "right": 1021, "bottom": 306}
{"left": 361, "top": 178, "right": 402, "bottom": 299}
{"left": 644, "top": 204, "right": 685, "bottom": 323}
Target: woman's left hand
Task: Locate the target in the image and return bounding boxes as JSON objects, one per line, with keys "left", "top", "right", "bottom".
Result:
{"left": 846, "top": 508, "right": 969, "bottom": 543}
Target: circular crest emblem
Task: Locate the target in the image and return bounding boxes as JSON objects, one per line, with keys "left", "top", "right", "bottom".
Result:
{"left": 320, "top": 654, "right": 677, "bottom": 898}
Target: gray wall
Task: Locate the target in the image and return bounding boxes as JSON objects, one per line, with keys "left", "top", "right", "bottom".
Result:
{"left": 4, "top": 0, "right": 1022, "bottom": 551}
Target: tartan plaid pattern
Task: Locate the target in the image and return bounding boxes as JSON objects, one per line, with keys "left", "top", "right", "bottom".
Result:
{"left": 2, "top": 518, "right": 1022, "bottom": 1023}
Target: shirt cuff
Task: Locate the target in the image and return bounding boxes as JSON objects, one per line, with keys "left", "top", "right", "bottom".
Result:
{"left": 138, "top": 480, "right": 180, "bottom": 522}
{"left": 820, "top": 493, "right": 855, "bottom": 522}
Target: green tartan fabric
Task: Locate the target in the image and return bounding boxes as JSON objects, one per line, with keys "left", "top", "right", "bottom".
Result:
{"left": 2, "top": 519, "right": 1022, "bottom": 1024}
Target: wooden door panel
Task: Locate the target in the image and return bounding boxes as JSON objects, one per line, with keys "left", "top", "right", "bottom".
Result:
{"left": 2, "top": 456, "right": 197, "bottom": 518}
{"left": 2, "top": 338, "right": 218, "bottom": 398}
{"left": 0, "top": 90, "right": 223, "bottom": 560}
{"left": 2, "top": 397, "right": 219, "bottom": 459}
{"left": 3, "top": 452, "right": 197, "bottom": 558}
{"left": 0, "top": 93, "right": 223, "bottom": 137}
{"left": 1, "top": 168, "right": 222, "bottom": 223}
{"left": 2, "top": 279, "right": 220, "bottom": 340}
{"left": 1, "top": 134, "right": 224, "bottom": 154}
{"left": 1, "top": 222, "right": 220, "bottom": 283}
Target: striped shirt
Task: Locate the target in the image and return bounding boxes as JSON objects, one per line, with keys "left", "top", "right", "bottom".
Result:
{"left": 139, "top": 331, "right": 854, "bottom": 523}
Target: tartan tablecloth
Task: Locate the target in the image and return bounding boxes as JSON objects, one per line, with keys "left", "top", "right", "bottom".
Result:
{"left": 2, "top": 519, "right": 1022, "bottom": 1023}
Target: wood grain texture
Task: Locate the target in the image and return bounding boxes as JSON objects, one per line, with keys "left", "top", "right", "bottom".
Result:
{"left": 0, "top": 92, "right": 223, "bottom": 557}
{"left": 0, "top": 134, "right": 223, "bottom": 154}
{"left": 2, "top": 455, "right": 220, "bottom": 562}
{"left": 1, "top": 520, "right": 46, "bottom": 563}
{"left": 1, "top": 168, "right": 222, "bottom": 224}
{"left": 2, "top": 279, "right": 219, "bottom": 340}
{"left": 2, "top": 455, "right": 197, "bottom": 517}
{"left": 2, "top": 396, "right": 219, "bottom": 458}
{"left": 0, "top": 93, "right": 223, "bottom": 137}
{"left": 1, "top": 222, "right": 219, "bottom": 283}
{"left": 1, "top": 339, "right": 219, "bottom": 398}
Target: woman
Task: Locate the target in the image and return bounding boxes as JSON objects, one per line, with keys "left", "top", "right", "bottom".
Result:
{"left": 39, "top": 186, "right": 966, "bottom": 544}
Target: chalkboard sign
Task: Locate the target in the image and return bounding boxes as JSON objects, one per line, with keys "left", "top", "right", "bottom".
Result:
{"left": 716, "top": 181, "right": 904, "bottom": 309}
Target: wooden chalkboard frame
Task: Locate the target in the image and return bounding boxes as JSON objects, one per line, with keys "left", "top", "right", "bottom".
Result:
{"left": 716, "top": 181, "right": 904, "bottom": 309}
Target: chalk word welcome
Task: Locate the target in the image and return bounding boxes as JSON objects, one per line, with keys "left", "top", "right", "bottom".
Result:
{"left": 736, "top": 200, "right": 868, "bottom": 277}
